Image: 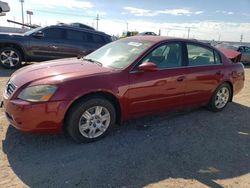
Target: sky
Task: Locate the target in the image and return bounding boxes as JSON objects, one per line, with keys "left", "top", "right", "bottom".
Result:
{"left": 0, "top": 0, "right": 250, "bottom": 42}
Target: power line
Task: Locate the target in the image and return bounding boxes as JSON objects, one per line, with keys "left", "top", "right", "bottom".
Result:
{"left": 32, "top": 9, "right": 94, "bottom": 19}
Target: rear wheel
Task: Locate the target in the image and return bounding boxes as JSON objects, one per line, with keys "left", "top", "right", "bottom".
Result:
{"left": 66, "top": 97, "right": 116, "bottom": 143}
{"left": 208, "top": 83, "right": 232, "bottom": 112}
{"left": 0, "top": 47, "right": 22, "bottom": 69}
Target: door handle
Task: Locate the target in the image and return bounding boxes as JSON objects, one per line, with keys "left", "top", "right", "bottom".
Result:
{"left": 232, "top": 71, "right": 238, "bottom": 78}
{"left": 50, "top": 45, "right": 58, "bottom": 49}
{"left": 177, "top": 76, "right": 186, "bottom": 82}
{"left": 216, "top": 70, "right": 222, "bottom": 75}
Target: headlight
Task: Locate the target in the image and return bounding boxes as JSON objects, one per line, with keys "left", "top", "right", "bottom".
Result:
{"left": 18, "top": 85, "right": 57, "bottom": 102}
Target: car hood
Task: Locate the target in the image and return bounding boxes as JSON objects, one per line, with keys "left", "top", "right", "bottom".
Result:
{"left": 10, "top": 58, "right": 112, "bottom": 87}
{"left": 0, "top": 33, "right": 25, "bottom": 39}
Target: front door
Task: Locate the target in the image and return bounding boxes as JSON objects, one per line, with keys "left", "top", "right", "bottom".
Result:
{"left": 128, "top": 42, "right": 187, "bottom": 116}
{"left": 29, "top": 27, "right": 68, "bottom": 61}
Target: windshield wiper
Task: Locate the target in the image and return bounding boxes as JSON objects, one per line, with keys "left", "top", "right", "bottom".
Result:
{"left": 83, "top": 58, "right": 103, "bottom": 67}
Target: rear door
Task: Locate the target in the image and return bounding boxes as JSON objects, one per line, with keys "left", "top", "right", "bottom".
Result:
{"left": 64, "top": 29, "right": 89, "bottom": 57}
{"left": 128, "top": 42, "right": 187, "bottom": 116}
{"left": 184, "top": 43, "right": 224, "bottom": 107}
{"left": 85, "top": 33, "right": 108, "bottom": 54}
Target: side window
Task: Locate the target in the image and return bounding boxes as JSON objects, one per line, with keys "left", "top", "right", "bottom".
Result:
{"left": 86, "top": 33, "right": 94, "bottom": 43}
{"left": 238, "top": 47, "right": 244, "bottom": 52}
{"left": 66, "top": 30, "right": 84, "bottom": 41}
{"left": 43, "top": 28, "right": 64, "bottom": 40}
{"left": 141, "top": 43, "right": 182, "bottom": 69}
{"left": 86, "top": 33, "right": 105, "bottom": 44}
{"left": 93, "top": 34, "right": 105, "bottom": 44}
{"left": 187, "top": 44, "right": 221, "bottom": 66}
{"left": 245, "top": 47, "right": 250, "bottom": 53}
{"left": 214, "top": 51, "right": 222, "bottom": 64}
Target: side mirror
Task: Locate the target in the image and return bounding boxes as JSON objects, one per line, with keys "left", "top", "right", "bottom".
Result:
{"left": 32, "top": 31, "right": 44, "bottom": 38}
{"left": 138, "top": 62, "right": 158, "bottom": 72}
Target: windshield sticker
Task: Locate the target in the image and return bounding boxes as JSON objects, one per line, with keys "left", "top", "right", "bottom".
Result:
{"left": 128, "top": 42, "right": 142, "bottom": 47}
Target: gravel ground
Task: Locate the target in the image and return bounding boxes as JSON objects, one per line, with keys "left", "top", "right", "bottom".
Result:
{"left": 0, "top": 65, "right": 250, "bottom": 188}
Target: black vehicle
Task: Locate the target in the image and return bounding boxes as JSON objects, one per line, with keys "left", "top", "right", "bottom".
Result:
{"left": 0, "top": 25, "right": 112, "bottom": 69}
{"left": 138, "top": 32, "right": 157, "bottom": 36}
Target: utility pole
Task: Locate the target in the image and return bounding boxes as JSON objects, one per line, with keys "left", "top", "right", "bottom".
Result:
{"left": 26, "top": 12, "right": 28, "bottom": 24}
{"left": 240, "top": 33, "right": 243, "bottom": 43}
{"left": 20, "top": 0, "right": 24, "bottom": 28}
{"left": 218, "top": 33, "right": 221, "bottom": 41}
{"left": 167, "top": 29, "right": 171, "bottom": 36}
{"left": 95, "top": 14, "right": 99, "bottom": 31}
{"left": 187, "top": 27, "right": 190, "bottom": 39}
{"left": 126, "top": 22, "right": 128, "bottom": 32}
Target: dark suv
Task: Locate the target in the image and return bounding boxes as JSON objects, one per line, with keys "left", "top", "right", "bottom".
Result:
{"left": 0, "top": 25, "right": 112, "bottom": 68}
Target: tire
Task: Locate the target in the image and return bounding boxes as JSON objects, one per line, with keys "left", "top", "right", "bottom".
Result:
{"left": 0, "top": 47, "right": 22, "bottom": 69}
{"left": 65, "top": 96, "right": 116, "bottom": 143}
{"left": 208, "top": 83, "right": 232, "bottom": 112}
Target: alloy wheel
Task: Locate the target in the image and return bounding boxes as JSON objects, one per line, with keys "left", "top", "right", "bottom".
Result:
{"left": 0, "top": 50, "right": 20, "bottom": 67}
{"left": 78, "top": 106, "right": 111, "bottom": 138}
{"left": 215, "top": 87, "right": 230, "bottom": 109}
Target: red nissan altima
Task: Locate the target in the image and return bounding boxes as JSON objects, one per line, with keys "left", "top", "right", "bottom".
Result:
{"left": 1, "top": 36, "right": 245, "bottom": 143}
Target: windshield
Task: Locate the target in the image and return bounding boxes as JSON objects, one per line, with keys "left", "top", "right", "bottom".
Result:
{"left": 84, "top": 39, "right": 152, "bottom": 69}
{"left": 24, "top": 27, "right": 44, "bottom": 36}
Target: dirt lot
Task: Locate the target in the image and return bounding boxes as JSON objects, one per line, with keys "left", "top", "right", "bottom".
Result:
{"left": 0, "top": 65, "right": 250, "bottom": 188}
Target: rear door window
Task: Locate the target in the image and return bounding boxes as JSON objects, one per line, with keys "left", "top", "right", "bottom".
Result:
{"left": 187, "top": 44, "right": 222, "bottom": 66}
{"left": 93, "top": 35, "right": 105, "bottom": 44}
{"left": 66, "top": 30, "right": 84, "bottom": 41}
{"left": 86, "top": 33, "right": 94, "bottom": 43}
{"left": 86, "top": 33, "right": 106, "bottom": 44}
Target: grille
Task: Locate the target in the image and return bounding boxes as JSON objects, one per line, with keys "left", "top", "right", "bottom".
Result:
{"left": 5, "top": 82, "right": 17, "bottom": 97}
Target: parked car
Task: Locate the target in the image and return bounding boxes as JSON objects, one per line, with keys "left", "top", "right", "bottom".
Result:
{"left": 215, "top": 43, "right": 250, "bottom": 64}
{"left": 0, "top": 25, "right": 112, "bottom": 69}
{"left": 1, "top": 36, "right": 245, "bottom": 143}
{"left": 238, "top": 46, "right": 250, "bottom": 64}
{"left": 121, "top": 31, "right": 138, "bottom": 38}
{"left": 70, "top": 22, "right": 95, "bottom": 30}
{"left": 0, "top": 1, "right": 9, "bottom": 13}
{"left": 138, "top": 32, "right": 157, "bottom": 36}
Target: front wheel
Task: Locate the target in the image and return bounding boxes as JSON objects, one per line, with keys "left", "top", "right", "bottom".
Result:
{"left": 65, "top": 97, "right": 116, "bottom": 143}
{"left": 0, "top": 47, "right": 22, "bottom": 69}
{"left": 208, "top": 83, "right": 232, "bottom": 112}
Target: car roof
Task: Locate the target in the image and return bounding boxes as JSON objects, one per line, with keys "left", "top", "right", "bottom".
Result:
{"left": 125, "top": 36, "right": 205, "bottom": 45}
{"left": 48, "top": 25, "right": 110, "bottom": 37}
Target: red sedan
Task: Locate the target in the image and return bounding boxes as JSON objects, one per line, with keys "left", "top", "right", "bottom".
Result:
{"left": 1, "top": 36, "right": 245, "bottom": 143}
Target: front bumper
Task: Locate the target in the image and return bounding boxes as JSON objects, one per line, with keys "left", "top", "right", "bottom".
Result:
{"left": 1, "top": 96, "right": 71, "bottom": 133}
